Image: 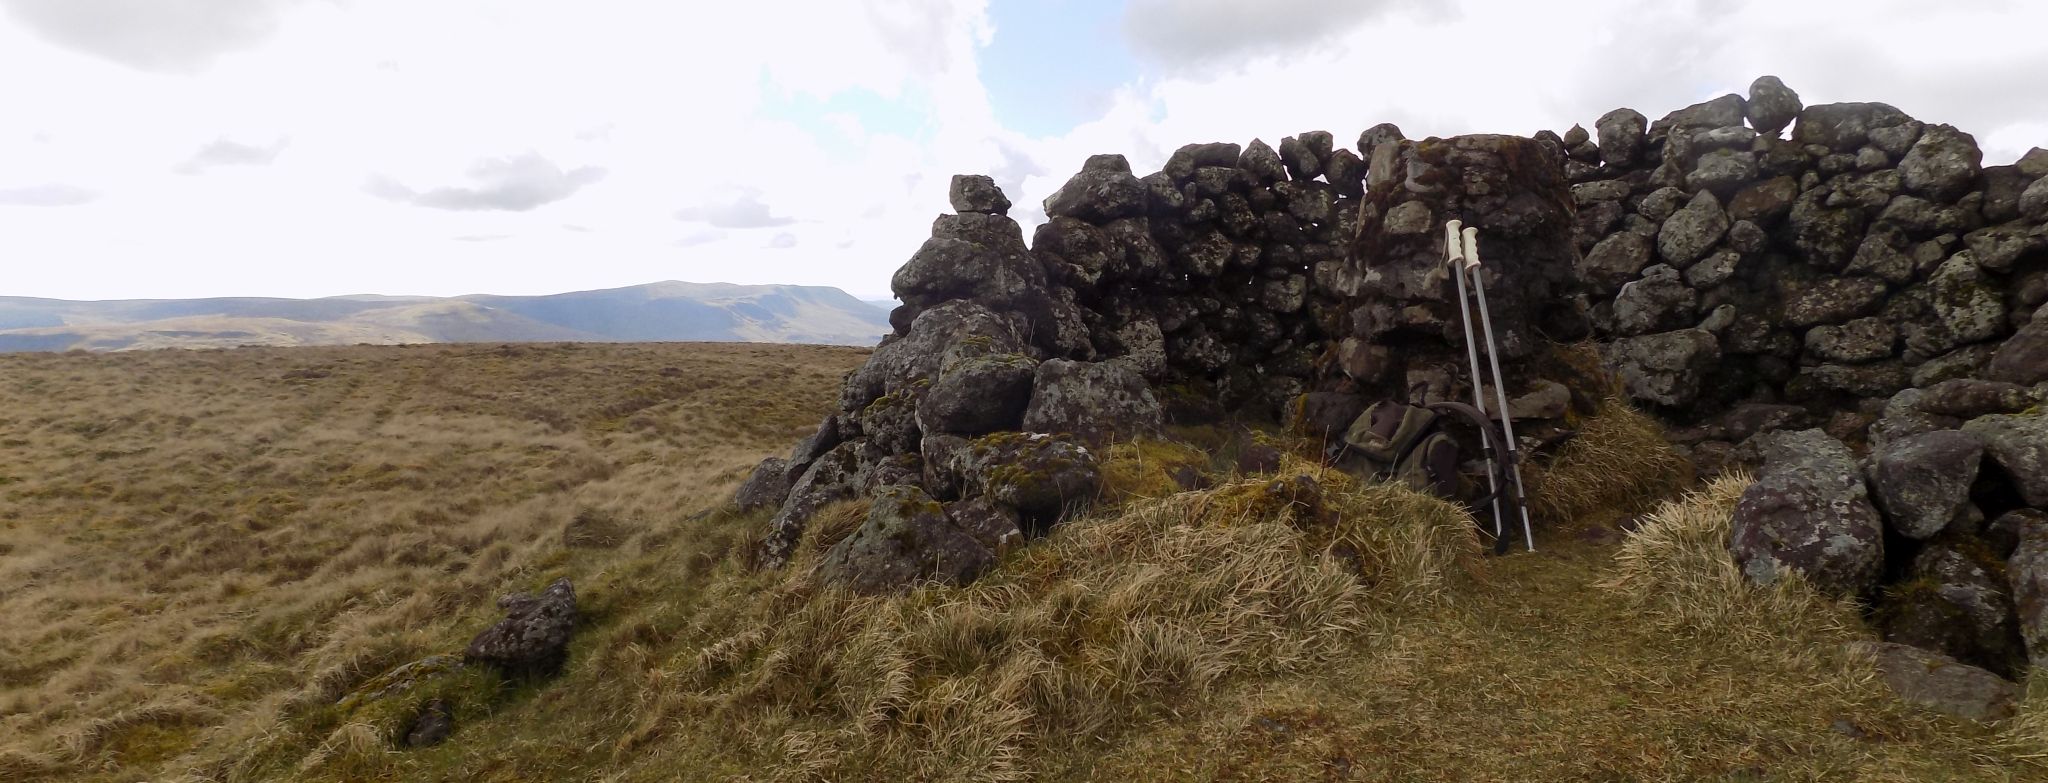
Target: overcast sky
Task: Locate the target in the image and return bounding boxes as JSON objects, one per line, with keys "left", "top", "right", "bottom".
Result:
{"left": 3, "top": 0, "right": 2044, "bottom": 301}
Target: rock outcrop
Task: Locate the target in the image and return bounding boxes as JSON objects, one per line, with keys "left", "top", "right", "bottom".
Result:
{"left": 463, "top": 578, "right": 578, "bottom": 678}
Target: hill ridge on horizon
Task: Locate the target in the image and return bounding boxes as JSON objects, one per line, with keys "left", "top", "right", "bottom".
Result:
{"left": 0, "top": 280, "right": 890, "bottom": 352}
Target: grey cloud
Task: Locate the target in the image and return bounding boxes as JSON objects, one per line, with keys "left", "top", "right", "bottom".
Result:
{"left": 674, "top": 190, "right": 795, "bottom": 228}
{"left": 175, "top": 137, "right": 287, "bottom": 174}
{"left": 864, "top": 0, "right": 964, "bottom": 74}
{"left": 0, "top": 183, "right": 98, "bottom": 206}
{"left": 1123, "top": 0, "right": 1409, "bottom": 71}
{"left": 766, "top": 232, "right": 798, "bottom": 249}
{"left": 367, "top": 153, "right": 608, "bottom": 212}
{"left": 0, "top": 0, "right": 306, "bottom": 74}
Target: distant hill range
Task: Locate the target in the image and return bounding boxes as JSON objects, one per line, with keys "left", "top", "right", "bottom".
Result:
{"left": 0, "top": 281, "right": 890, "bottom": 352}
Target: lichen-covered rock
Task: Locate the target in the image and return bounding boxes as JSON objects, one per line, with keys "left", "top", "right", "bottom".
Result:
{"left": 1857, "top": 641, "right": 2019, "bottom": 722}
{"left": 1043, "top": 153, "right": 1147, "bottom": 222}
{"left": 2020, "top": 176, "right": 2048, "bottom": 221}
{"left": 1804, "top": 317, "right": 1896, "bottom": 364}
{"left": 1787, "top": 190, "right": 1868, "bottom": 270}
{"left": 891, "top": 213, "right": 1047, "bottom": 316}
{"left": 1611, "top": 264, "right": 1698, "bottom": 336}
{"left": 1687, "top": 149, "right": 1759, "bottom": 194}
{"left": 1906, "top": 252, "right": 2009, "bottom": 356}
{"left": 841, "top": 301, "right": 1028, "bottom": 412}
{"left": 761, "top": 440, "right": 878, "bottom": 569}
{"left": 1729, "top": 429, "right": 1884, "bottom": 598}
{"left": 948, "top": 174, "right": 1011, "bottom": 215}
{"left": 1793, "top": 102, "right": 1914, "bottom": 153}
{"left": 946, "top": 495, "right": 1025, "bottom": 559}
{"left": 464, "top": 578, "right": 577, "bottom": 678}
{"left": 1783, "top": 276, "right": 1888, "bottom": 328}
{"left": 1911, "top": 378, "right": 2043, "bottom": 418}
{"left": 1887, "top": 544, "right": 2024, "bottom": 677}
{"left": 819, "top": 485, "right": 996, "bottom": 593}
{"left": 1746, "top": 75, "right": 1802, "bottom": 135}
{"left": 1652, "top": 94, "right": 1746, "bottom": 140}
{"left": 963, "top": 432, "right": 1102, "bottom": 524}
{"left": 1729, "top": 176, "right": 1799, "bottom": 225}
{"left": 1607, "top": 328, "right": 1720, "bottom": 408}
{"left": 1867, "top": 430, "right": 1983, "bottom": 539}
{"left": 916, "top": 353, "right": 1038, "bottom": 436}
{"left": 1898, "top": 124, "right": 1983, "bottom": 203}
{"left": 1020, "top": 359, "right": 1164, "bottom": 446}
{"left": 1657, "top": 191, "right": 1730, "bottom": 268}
{"left": 859, "top": 392, "right": 921, "bottom": 455}
{"left": 1960, "top": 412, "right": 2048, "bottom": 507}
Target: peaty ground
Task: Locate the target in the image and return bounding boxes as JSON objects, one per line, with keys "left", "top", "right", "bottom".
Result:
{"left": 0, "top": 343, "right": 2038, "bottom": 782}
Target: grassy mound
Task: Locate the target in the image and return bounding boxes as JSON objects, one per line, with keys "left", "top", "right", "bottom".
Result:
{"left": 1524, "top": 399, "right": 1689, "bottom": 525}
{"left": 616, "top": 474, "right": 1477, "bottom": 781}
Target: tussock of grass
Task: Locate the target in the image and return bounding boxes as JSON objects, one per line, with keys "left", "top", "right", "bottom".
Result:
{"left": 2004, "top": 675, "right": 2048, "bottom": 762}
{"left": 1097, "top": 438, "right": 1212, "bottom": 502}
{"left": 1605, "top": 472, "right": 1861, "bottom": 642}
{"left": 618, "top": 477, "right": 1476, "bottom": 781}
{"left": 1524, "top": 399, "right": 1689, "bottom": 524}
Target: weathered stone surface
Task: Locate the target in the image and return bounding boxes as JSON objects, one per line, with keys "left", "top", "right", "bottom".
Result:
{"left": 1907, "top": 252, "right": 2008, "bottom": 356}
{"left": 1043, "top": 154, "right": 1147, "bottom": 222}
{"left": 2012, "top": 513, "right": 2048, "bottom": 669}
{"left": 1020, "top": 359, "right": 1164, "bottom": 446}
{"left": 962, "top": 432, "right": 1103, "bottom": 524}
{"left": 916, "top": 353, "right": 1038, "bottom": 438}
{"left": 893, "top": 213, "right": 1047, "bottom": 316}
{"left": 948, "top": 174, "right": 1011, "bottom": 215}
{"left": 1889, "top": 544, "right": 2025, "bottom": 677}
{"left": 1793, "top": 102, "right": 1913, "bottom": 153}
{"left": 1729, "top": 176, "right": 1799, "bottom": 224}
{"left": 1857, "top": 641, "right": 2019, "bottom": 722}
{"left": 1597, "top": 108, "right": 1648, "bottom": 167}
{"left": 1608, "top": 329, "right": 1720, "bottom": 408}
{"left": 1963, "top": 223, "right": 2047, "bottom": 274}
{"left": 1983, "top": 304, "right": 2048, "bottom": 385}
{"left": 1867, "top": 430, "right": 1983, "bottom": 539}
{"left": 1657, "top": 191, "right": 1730, "bottom": 268}
{"left": 1612, "top": 264, "right": 1698, "bottom": 336}
{"left": 1898, "top": 124, "right": 1983, "bottom": 203}
{"left": 1961, "top": 412, "right": 2048, "bottom": 507}
{"left": 1684, "top": 249, "right": 1742, "bottom": 289}
{"left": 1804, "top": 317, "right": 1895, "bottom": 364}
{"left": 735, "top": 457, "right": 797, "bottom": 512}
{"left": 1788, "top": 190, "right": 1868, "bottom": 270}
{"left": 820, "top": 485, "right": 996, "bottom": 593}
{"left": 859, "top": 392, "right": 920, "bottom": 454}
{"left": 762, "top": 440, "right": 877, "bottom": 568}
{"left": 464, "top": 578, "right": 577, "bottom": 678}
{"left": 1580, "top": 231, "right": 1654, "bottom": 297}
{"left": 1687, "top": 149, "right": 1758, "bottom": 194}
{"left": 842, "top": 301, "right": 1028, "bottom": 412}
{"left": 1747, "top": 76, "right": 1802, "bottom": 135}
{"left": 1783, "top": 276, "right": 1888, "bottom": 328}
{"left": 1912, "top": 378, "right": 2043, "bottom": 418}
{"left": 1730, "top": 429, "right": 1884, "bottom": 598}
{"left": 1652, "top": 94, "right": 1746, "bottom": 140}
{"left": 947, "top": 495, "right": 1024, "bottom": 559}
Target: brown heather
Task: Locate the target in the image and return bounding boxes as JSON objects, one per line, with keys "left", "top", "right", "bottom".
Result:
{"left": 0, "top": 343, "right": 2040, "bottom": 781}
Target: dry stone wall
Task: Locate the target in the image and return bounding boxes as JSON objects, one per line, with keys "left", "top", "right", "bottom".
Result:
{"left": 740, "top": 76, "right": 2048, "bottom": 652}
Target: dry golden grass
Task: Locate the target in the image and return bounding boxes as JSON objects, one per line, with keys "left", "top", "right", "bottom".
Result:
{"left": 0, "top": 342, "right": 867, "bottom": 782}
{"left": 1523, "top": 398, "right": 1690, "bottom": 526}
{"left": 2, "top": 345, "right": 2038, "bottom": 782}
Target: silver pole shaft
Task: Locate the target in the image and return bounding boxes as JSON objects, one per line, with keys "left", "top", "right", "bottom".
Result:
{"left": 1465, "top": 253, "right": 1536, "bottom": 553}
{"left": 1445, "top": 222, "right": 1504, "bottom": 539}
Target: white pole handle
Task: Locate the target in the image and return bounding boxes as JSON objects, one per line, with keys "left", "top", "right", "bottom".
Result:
{"left": 1462, "top": 226, "right": 1481, "bottom": 269}
{"left": 1443, "top": 220, "right": 1463, "bottom": 267}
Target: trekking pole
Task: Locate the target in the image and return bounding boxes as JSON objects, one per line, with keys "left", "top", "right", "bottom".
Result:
{"left": 1460, "top": 226, "right": 1536, "bottom": 553}
{"left": 1443, "top": 220, "right": 1505, "bottom": 543}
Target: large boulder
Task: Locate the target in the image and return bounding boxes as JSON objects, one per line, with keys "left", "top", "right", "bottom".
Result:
{"left": 960, "top": 432, "right": 1103, "bottom": 526}
{"left": 819, "top": 485, "right": 998, "bottom": 593}
{"left": 1983, "top": 304, "right": 2048, "bottom": 385}
{"left": 841, "top": 301, "right": 1029, "bottom": 412}
{"left": 1657, "top": 191, "right": 1731, "bottom": 268}
{"left": 1729, "top": 430, "right": 1885, "bottom": 598}
{"left": 1611, "top": 264, "right": 1699, "bottom": 336}
{"left": 916, "top": 353, "right": 1039, "bottom": 436}
{"left": 890, "top": 213, "right": 1047, "bottom": 315}
{"left": 1793, "top": 102, "right": 1914, "bottom": 153}
{"left": 1911, "top": 378, "right": 2043, "bottom": 418}
{"left": 949, "top": 174, "right": 1011, "bottom": 215}
{"left": 1021, "top": 359, "right": 1165, "bottom": 446}
{"left": 1866, "top": 430, "right": 1984, "bottom": 539}
{"left": 1898, "top": 124, "right": 1982, "bottom": 203}
{"left": 1905, "top": 252, "right": 2008, "bottom": 356}
{"left": 1580, "top": 231, "right": 1654, "bottom": 297}
{"left": 734, "top": 457, "right": 797, "bottom": 512}
{"left": 1857, "top": 642, "right": 2020, "bottom": 722}
{"left": 760, "top": 440, "right": 878, "bottom": 569}
{"left": 1596, "top": 107, "right": 1648, "bottom": 166}
{"left": 464, "top": 578, "right": 577, "bottom": 678}
{"left": 1745, "top": 75, "right": 1802, "bottom": 135}
{"left": 1607, "top": 329, "right": 1720, "bottom": 408}
{"left": 1961, "top": 413, "right": 2048, "bottom": 507}
{"left": 1883, "top": 544, "right": 2025, "bottom": 678}
{"left": 1042, "top": 153, "right": 1147, "bottom": 222}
